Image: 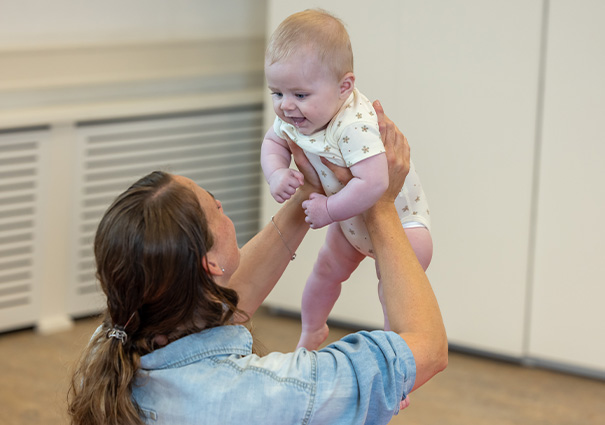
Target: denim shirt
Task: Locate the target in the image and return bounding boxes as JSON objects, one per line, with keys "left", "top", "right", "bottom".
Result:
{"left": 132, "top": 325, "right": 416, "bottom": 425}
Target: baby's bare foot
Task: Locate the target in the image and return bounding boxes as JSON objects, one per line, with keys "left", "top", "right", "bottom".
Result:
{"left": 400, "top": 396, "right": 410, "bottom": 410}
{"left": 296, "top": 324, "right": 329, "bottom": 350}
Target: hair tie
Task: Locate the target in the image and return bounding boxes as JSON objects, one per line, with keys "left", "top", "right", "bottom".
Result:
{"left": 107, "top": 327, "right": 128, "bottom": 345}
{"left": 107, "top": 312, "right": 136, "bottom": 345}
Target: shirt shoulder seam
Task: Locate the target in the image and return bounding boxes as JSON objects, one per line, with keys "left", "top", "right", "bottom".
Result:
{"left": 302, "top": 351, "right": 318, "bottom": 425}
{"left": 211, "top": 355, "right": 315, "bottom": 393}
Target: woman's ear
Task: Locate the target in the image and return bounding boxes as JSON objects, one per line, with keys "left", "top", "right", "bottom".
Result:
{"left": 339, "top": 72, "right": 356, "bottom": 98}
{"left": 202, "top": 255, "right": 224, "bottom": 276}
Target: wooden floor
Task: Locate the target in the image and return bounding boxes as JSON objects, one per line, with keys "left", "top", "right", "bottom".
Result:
{"left": 1, "top": 307, "right": 604, "bottom": 425}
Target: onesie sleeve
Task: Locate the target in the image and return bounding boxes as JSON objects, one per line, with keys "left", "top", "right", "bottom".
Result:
{"left": 308, "top": 330, "right": 416, "bottom": 425}
{"left": 338, "top": 119, "right": 385, "bottom": 167}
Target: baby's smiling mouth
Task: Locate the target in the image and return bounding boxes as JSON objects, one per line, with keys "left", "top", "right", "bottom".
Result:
{"left": 288, "top": 117, "right": 306, "bottom": 127}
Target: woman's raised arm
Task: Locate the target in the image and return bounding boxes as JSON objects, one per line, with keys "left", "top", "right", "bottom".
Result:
{"left": 230, "top": 140, "right": 322, "bottom": 318}
{"left": 364, "top": 100, "right": 448, "bottom": 391}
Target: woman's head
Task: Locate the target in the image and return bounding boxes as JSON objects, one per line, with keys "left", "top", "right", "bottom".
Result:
{"left": 69, "top": 171, "right": 242, "bottom": 424}
{"left": 96, "top": 171, "right": 240, "bottom": 345}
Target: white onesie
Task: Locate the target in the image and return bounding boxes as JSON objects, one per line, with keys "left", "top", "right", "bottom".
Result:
{"left": 274, "top": 88, "right": 431, "bottom": 257}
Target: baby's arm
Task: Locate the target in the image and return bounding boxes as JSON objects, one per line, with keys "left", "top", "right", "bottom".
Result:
{"left": 261, "top": 127, "right": 305, "bottom": 203}
{"left": 303, "top": 153, "right": 388, "bottom": 228}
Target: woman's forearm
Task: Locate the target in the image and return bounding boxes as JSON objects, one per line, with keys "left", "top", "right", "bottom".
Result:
{"left": 230, "top": 185, "right": 312, "bottom": 318}
{"left": 365, "top": 201, "right": 448, "bottom": 391}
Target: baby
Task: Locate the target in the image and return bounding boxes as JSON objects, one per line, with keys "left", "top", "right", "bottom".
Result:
{"left": 262, "top": 9, "right": 433, "bottom": 351}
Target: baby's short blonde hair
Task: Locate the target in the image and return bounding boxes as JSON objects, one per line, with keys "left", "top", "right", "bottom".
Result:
{"left": 265, "top": 9, "right": 354, "bottom": 81}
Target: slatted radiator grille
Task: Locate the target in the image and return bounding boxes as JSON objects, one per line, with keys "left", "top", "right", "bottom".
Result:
{"left": 0, "top": 131, "right": 45, "bottom": 330}
{"left": 70, "top": 106, "right": 264, "bottom": 316}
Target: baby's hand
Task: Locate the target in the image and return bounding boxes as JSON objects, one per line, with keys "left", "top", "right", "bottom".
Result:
{"left": 268, "top": 168, "right": 304, "bottom": 203}
{"left": 302, "top": 193, "right": 333, "bottom": 229}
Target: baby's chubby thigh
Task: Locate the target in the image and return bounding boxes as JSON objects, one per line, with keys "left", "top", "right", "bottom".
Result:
{"left": 403, "top": 227, "right": 433, "bottom": 271}
{"left": 313, "top": 223, "right": 366, "bottom": 283}
{"left": 338, "top": 215, "right": 375, "bottom": 258}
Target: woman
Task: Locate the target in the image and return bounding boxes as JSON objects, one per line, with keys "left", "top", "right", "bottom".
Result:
{"left": 68, "top": 102, "right": 447, "bottom": 425}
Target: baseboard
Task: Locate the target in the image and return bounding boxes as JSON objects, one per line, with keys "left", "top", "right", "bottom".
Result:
{"left": 36, "top": 314, "right": 74, "bottom": 335}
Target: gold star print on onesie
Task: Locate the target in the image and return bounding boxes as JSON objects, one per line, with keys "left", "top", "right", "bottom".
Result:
{"left": 273, "top": 88, "right": 431, "bottom": 256}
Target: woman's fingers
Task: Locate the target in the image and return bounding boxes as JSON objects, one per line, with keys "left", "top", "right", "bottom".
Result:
{"left": 287, "top": 137, "right": 323, "bottom": 192}
{"left": 320, "top": 157, "right": 353, "bottom": 186}
{"left": 373, "top": 100, "right": 410, "bottom": 200}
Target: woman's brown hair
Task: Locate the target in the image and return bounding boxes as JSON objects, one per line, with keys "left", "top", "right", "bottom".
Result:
{"left": 68, "top": 171, "right": 240, "bottom": 425}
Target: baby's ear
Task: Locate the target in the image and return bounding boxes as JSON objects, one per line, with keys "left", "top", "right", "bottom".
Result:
{"left": 339, "top": 72, "right": 356, "bottom": 98}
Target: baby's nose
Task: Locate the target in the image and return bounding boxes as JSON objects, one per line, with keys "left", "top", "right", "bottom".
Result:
{"left": 281, "top": 96, "right": 295, "bottom": 111}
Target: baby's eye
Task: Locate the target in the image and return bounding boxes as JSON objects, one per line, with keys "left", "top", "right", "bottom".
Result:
{"left": 271, "top": 91, "right": 283, "bottom": 98}
{"left": 295, "top": 93, "right": 307, "bottom": 99}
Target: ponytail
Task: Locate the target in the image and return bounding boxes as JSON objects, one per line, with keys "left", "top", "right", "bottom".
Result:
{"left": 68, "top": 314, "right": 144, "bottom": 425}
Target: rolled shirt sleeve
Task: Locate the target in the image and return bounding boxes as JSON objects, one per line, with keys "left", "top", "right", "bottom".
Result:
{"left": 308, "top": 330, "right": 416, "bottom": 425}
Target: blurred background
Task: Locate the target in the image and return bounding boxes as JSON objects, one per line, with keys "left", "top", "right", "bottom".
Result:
{"left": 0, "top": 0, "right": 604, "bottom": 419}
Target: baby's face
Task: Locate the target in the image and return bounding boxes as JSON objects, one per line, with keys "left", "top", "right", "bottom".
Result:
{"left": 265, "top": 52, "right": 347, "bottom": 136}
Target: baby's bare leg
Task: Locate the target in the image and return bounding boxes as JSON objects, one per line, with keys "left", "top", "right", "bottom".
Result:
{"left": 298, "top": 223, "right": 365, "bottom": 350}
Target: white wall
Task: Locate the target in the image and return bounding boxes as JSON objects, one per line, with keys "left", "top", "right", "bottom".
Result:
{"left": 0, "top": 0, "right": 267, "bottom": 49}
{"left": 528, "top": 0, "right": 605, "bottom": 374}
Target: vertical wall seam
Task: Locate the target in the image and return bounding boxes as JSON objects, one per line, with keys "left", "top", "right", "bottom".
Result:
{"left": 523, "top": 0, "right": 550, "bottom": 361}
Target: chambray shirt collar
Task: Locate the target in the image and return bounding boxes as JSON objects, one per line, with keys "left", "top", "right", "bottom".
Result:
{"left": 139, "top": 325, "right": 252, "bottom": 370}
